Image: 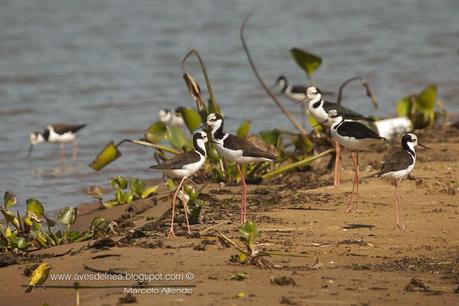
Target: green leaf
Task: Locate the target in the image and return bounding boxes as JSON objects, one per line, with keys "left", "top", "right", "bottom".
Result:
{"left": 189, "top": 199, "right": 204, "bottom": 224}
{"left": 176, "top": 107, "right": 202, "bottom": 132}
{"left": 3, "top": 192, "right": 16, "bottom": 208}
{"left": 66, "top": 230, "right": 82, "bottom": 242}
{"left": 90, "top": 217, "right": 107, "bottom": 229}
{"left": 396, "top": 96, "right": 412, "bottom": 117}
{"left": 88, "top": 141, "right": 122, "bottom": 171}
{"left": 110, "top": 176, "right": 128, "bottom": 189}
{"left": 239, "top": 221, "right": 259, "bottom": 253}
{"left": 129, "top": 177, "right": 146, "bottom": 196}
{"left": 167, "top": 126, "right": 189, "bottom": 150}
{"left": 236, "top": 121, "right": 251, "bottom": 138}
{"left": 57, "top": 207, "right": 78, "bottom": 225}
{"left": 417, "top": 84, "right": 437, "bottom": 112}
{"left": 16, "top": 237, "right": 28, "bottom": 250}
{"left": 290, "top": 48, "right": 322, "bottom": 80}
{"left": 0, "top": 208, "right": 20, "bottom": 229}
{"left": 306, "top": 113, "right": 323, "bottom": 133}
{"left": 144, "top": 121, "right": 167, "bottom": 144}
{"left": 259, "top": 129, "right": 281, "bottom": 147}
{"left": 101, "top": 200, "right": 119, "bottom": 209}
{"left": 165, "top": 178, "right": 176, "bottom": 191}
{"left": 141, "top": 185, "right": 159, "bottom": 199}
{"left": 26, "top": 198, "right": 44, "bottom": 218}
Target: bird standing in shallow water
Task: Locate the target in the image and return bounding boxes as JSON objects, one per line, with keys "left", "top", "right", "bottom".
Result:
{"left": 305, "top": 86, "right": 373, "bottom": 187}
{"left": 325, "top": 110, "right": 384, "bottom": 212}
{"left": 206, "top": 113, "right": 276, "bottom": 224}
{"left": 150, "top": 130, "right": 208, "bottom": 236}
{"left": 376, "top": 133, "right": 428, "bottom": 230}
{"left": 29, "top": 123, "right": 86, "bottom": 162}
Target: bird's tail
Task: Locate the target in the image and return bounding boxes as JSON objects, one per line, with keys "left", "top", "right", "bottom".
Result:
{"left": 25, "top": 285, "right": 33, "bottom": 293}
{"left": 150, "top": 164, "right": 162, "bottom": 170}
{"left": 361, "top": 172, "right": 380, "bottom": 180}
{"left": 72, "top": 124, "right": 87, "bottom": 133}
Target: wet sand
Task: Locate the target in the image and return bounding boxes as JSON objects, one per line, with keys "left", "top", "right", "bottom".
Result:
{"left": 0, "top": 129, "right": 458, "bottom": 306}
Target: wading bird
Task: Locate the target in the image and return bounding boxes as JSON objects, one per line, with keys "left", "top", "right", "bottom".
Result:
{"left": 325, "top": 110, "right": 384, "bottom": 212}
{"left": 306, "top": 86, "right": 373, "bottom": 187}
{"left": 376, "top": 133, "right": 428, "bottom": 230}
{"left": 150, "top": 130, "right": 208, "bottom": 236}
{"left": 29, "top": 123, "right": 87, "bottom": 162}
{"left": 158, "top": 108, "right": 185, "bottom": 127}
{"left": 206, "top": 113, "right": 276, "bottom": 224}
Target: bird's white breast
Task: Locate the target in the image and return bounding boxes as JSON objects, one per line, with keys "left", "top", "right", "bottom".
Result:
{"left": 48, "top": 129, "right": 76, "bottom": 143}
{"left": 308, "top": 102, "right": 329, "bottom": 124}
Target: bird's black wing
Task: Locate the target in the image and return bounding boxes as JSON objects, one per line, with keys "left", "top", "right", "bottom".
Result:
{"left": 323, "top": 101, "right": 372, "bottom": 121}
{"left": 52, "top": 123, "right": 87, "bottom": 135}
{"left": 337, "top": 121, "right": 381, "bottom": 139}
{"left": 224, "top": 135, "right": 276, "bottom": 160}
{"left": 377, "top": 150, "right": 414, "bottom": 176}
{"left": 290, "top": 85, "right": 307, "bottom": 94}
{"left": 150, "top": 151, "right": 201, "bottom": 170}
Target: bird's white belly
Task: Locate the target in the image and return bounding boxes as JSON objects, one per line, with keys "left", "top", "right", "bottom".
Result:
{"left": 380, "top": 163, "right": 415, "bottom": 181}
{"left": 308, "top": 105, "right": 329, "bottom": 125}
{"left": 49, "top": 132, "right": 75, "bottom": 143}
{"left": 331, "top": 130, "right": 379, "bottom": 151}
{"left": 166, "top": 159, "right": 204, "bottom": 178}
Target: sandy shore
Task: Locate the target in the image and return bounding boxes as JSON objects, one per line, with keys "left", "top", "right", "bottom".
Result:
{"left": 1, "top": 129, "right": 458, "bottom": 306}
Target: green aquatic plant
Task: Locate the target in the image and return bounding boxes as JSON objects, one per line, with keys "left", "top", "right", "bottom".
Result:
{"left": 0, "top": 192, "right": 107, "bottom": 252}
{"left": 94, "top": 176, "right": 159, "bottom": 208}
{"left": 396, "top": 84, "right": 439, "bottom": 129}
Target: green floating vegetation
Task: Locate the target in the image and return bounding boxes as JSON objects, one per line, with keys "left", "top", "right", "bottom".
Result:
{"left": 396, "top": 84, "right": 438, "bottom": 129}
{"left": 0, "top": 192, "right": 108, "bottom": 252}
{"left": 290, "top": 47, "right": 322, "bottom": 81}
{"left": 89, "top": 176, "right": 159, "bottom": 209}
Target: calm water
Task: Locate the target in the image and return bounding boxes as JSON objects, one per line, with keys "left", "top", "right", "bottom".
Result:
{"left": 0, "top": 0, "right": 458, "bottom": 211}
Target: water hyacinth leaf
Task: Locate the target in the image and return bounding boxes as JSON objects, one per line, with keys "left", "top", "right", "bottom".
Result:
{"left": 259, "top": 129, "right": 281, "bottom": 147}
{"left": 189, "top": 199, "right": 204, "bottom": 224}
{"left": 26, "top": 198, "right": 44, "bottom": 218}
{"left": 184, "top": 184, "right": 198, "bottom": 201}
{"left": 110, "top": 176, "right": 128, "bottom": 189}
{"left": 290, "top": 48, "right": 322, "bottom": 80}
{"left": 141, "top": 185, "right": 159, "bottom": 199}
{"left": 102, "top": 200, "right": 119, "bottom": 209}
{"left": 16, "top": 237, "right": 28, "bottom": 250}
{"left": 4, "top": 192, "right": 16, "bottom": 208}
{"left": 236, "top": 120, "right": 251, "bottom": 138}
{"left": 396, "top": 96, "right": 412, "bottom": 117}
{"left": 144, "top": 121, "right": 167, "bottom": 144}
{"left": 89, "top": 141, "right": 122, "bottom": 171}
{"left": 1, "top": 208, "right": 20, "bottom": 229}
{"left": 90, "top": 217, "right": 107, "bottom": 229}
{"left": 57, "top": 207, "right": 78, "bottom": 225}
{"left": 239, "top": 221, "right": 259, "bottom": 252}
{"left": 307, "top": 113, "right": 323, "bottom": 133}
{"left": 167, "top": 126, "right": 189, "bottom": 149}
{"left": 165, "top": 178, "right": 176, "bottom": 191}
{"left": 129, "top": 177, "right": 146, "bottom": 196}
{"left": 66, "top": 230, "right": 82, "bottom": 242}
{"left": 177, "top": 190, "right": 190, "bottom": 204}
{"left": 4, "top": 226, "right": 12, "bottom": 238}
{"left": 176, "top": 107, "right": 202, "bottom": 132}
{"left": 417, "top": 84, "right": 437, "bottom": 124}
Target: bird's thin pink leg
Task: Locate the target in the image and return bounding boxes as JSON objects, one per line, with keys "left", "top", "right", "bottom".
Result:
{"left": 169, "top": 176, "right": 187, "bottom": 237}
{"left": 334, "top": 141, "right": 341, "bottom": 187}
{"left": 355, "top": 152, "right": 360, "bottom": 211}
{"left": 60, "top": 143, "right": 65, "bottom": 163}
{"left": 394, "top": 178, "right": 405, "bottom": 230}
{"left": 181, "top": 197, "right": 191, "bottom": 235}
{"left": 236, "top": 164, "right": 247, "bottom": 224}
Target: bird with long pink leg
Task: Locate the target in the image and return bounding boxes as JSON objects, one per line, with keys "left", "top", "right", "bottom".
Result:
{"left": 324, "top": 110, "right": 385, "bottom": 212}
{"left": 150, "top": 130, "right": 208, "bottom": 237}
{"left": 206, "top": 113, "right": 276, "bottom": 224}
{"left": 376, "top": 133, "right": 428, "bottom": 230}
{"left": 28, "top": 123, "right": 86, "bottom": 162}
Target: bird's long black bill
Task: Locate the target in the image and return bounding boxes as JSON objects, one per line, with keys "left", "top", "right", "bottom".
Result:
{"left": 27, "top": 144, "right": 34, "bottom": 158}
{"left": 419, "top": 143, "right": 430, "bottom": 149}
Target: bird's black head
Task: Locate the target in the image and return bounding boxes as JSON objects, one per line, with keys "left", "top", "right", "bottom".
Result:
{"left": 402, "top": 133, "right": 417, "bottom": 145}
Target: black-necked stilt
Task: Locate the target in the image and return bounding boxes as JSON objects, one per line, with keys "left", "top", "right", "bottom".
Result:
{"left": 376, "top": 133, "right": 428, "bottom": 230}
{"left": 159, "top": 108, "right": 185, "bottom": 127}
{"left": 272, "top": 75, "right": 309, "bottom": 128}
{"left": 306, "top": 86, "right": 373, "bottom": 187}
{"left": 150, "top": 130, "right": 208, "bottom": 236}
{"left": 28, "top": 123, "right": 86, "bottom": 162}
{"left": 325, "top": 109, "right": 384, "bottom": 212}
{"left": 206, "top": 113, "right": 276, "bottom": 224}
